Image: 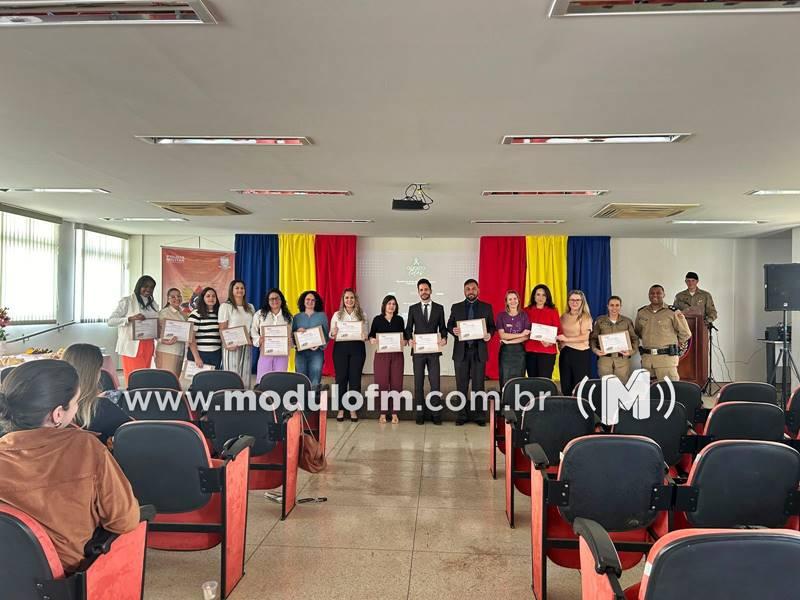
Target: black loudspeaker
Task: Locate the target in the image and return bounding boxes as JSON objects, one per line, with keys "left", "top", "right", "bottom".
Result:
{"left": 764, "top": 263, "right": 800, "bottom": 311}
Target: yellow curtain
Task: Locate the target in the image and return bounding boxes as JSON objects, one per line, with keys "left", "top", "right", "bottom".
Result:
{"left": 279, "top": 234, "right": 317, "bottom": 371}
{"left": 524, "top": 236, "right": 568, "bottom": 382}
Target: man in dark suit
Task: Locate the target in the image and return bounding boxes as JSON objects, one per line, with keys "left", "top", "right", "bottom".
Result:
{"left": 447, "top": 279, "right": 496, "bottom": 426}
{"left": 405, "top": 278, "right": 448, "bottom": 425}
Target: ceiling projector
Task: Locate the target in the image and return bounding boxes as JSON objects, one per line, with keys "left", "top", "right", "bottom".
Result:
{"left": 392, "top": 183, "right": 433, "bottom": 211}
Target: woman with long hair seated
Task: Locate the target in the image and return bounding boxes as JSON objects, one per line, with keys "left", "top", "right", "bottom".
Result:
{"left": 62, "top": 343, "right": 132, "bottom": 445}
{"left": 0, "top": 360, "right": 140, "bottom": 573}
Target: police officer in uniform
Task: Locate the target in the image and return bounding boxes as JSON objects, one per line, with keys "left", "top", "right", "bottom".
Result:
{"left": 635, "top": 284, "right": 692, "bottom": 381}
{"left": 590, "top": 295, "right": 639, "bottom": 381}
{"left": 674, "top": 271, "right": 717, "bottom": 323}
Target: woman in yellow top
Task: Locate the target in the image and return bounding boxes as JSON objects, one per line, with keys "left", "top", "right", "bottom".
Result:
{"left": 155, "top": 287, "right": 188, "bottom": 378}
{"left": 556, "top": 290, "right": 593, "bottom": 396}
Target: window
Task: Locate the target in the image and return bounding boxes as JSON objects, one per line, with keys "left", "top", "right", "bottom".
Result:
{"left": 75, "top": 228, "right": 129, "bottom": 322}
{"left": 0, "top": 211, "right": 59, "bottom": 323}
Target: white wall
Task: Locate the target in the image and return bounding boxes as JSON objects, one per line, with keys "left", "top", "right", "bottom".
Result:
{"left": 611, "top": 237, "right": 791, "bottom": 383}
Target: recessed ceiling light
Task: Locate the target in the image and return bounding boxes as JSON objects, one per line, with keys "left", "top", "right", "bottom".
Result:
{"left": 746, "top": 190, "right": 800, "bottom": 196}
{"left": 100, "top": 217, "right": 188, "bottom": 222}
{"left": 0, "top": 1, "right": 216, "bottom": 26}
{"left": 0, "top": 187, "right": 109, "bottom": 194}
{"left": 501, "top": 134, "right": 689, "bottom": 145}
{"left": 136, "top": 136, "right": 311, "bottom": 146}
{"left": 471, "top": 219, "right": 565, "bottom": 224}
{"left": 232, "top": 189, "right": 352, "bottom": 196}
{"left": 482, "top": 190, "right": 607, "bottom": 197}
{"left": 670, "top": 220, "right": 767, "bottom": 225}
{"left": 550, "top": 0, "right": 800, "bottom": 18}
{"left": 282, "top": 218, "right": 373, "bottom": 223}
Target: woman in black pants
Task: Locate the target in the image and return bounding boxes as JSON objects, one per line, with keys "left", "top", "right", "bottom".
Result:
{"left": 329, "top": 288, "right": 367, "bottom": 421}
{"left": 556, "top": 289, "right": 593, "bottom": 396}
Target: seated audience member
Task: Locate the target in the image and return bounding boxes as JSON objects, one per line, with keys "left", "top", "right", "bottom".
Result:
{"left": 62, "top": 343, "right": 132, "bottom": 444}
{"left": 0, "top": 360, "right": 140, "bottom": 573}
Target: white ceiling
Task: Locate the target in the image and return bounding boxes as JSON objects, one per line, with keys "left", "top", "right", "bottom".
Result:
{"left": 0, "top": 1, "right": 799, "bottom": 238}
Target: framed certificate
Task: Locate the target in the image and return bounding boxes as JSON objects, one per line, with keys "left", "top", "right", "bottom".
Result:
{"left": 161, "top": 319, "right": 192, "bottom": 343}
{"left": 132, "top": 318, "right": 158, "bottom": 340}
{"left": 336, "top": 320, "right": 364, "bottom": 341}
{"left": 414, "top": 333, "right": 440, "bottom": 354}
{"left": 294, "top": 326, "right": 325, "bottom": 351}
{"left": 529, "top": 323, "right": 558, "bottom": 344}
{"left": 377, "top": 332, "right": 403, "bottom": 353}
{"left": 261, "top": 324, "right": 289, "bottom": 338}
{"left": 262, "top": 335, "right": 289, "bottom": 356}
{"left": 599, "top": 331, "right": 632, "bottom": 354}
{"left": 221, "top": 326, "right": 249, "bottom": 348}
{"left": 457, "top": 318, "right": 487, "bottom": 341}
{"left": 181, "top": 360, "right": 215, "bottom": 381}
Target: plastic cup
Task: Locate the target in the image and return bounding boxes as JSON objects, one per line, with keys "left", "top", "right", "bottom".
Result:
{"left": 201, "top": 581, "right": 219, "bottom": 600}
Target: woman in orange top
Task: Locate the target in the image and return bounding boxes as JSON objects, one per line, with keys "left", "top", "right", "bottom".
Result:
{"left": 557, "top": 290, "right": 593, "bottom": 396}
{"left": 0, "top": 360, "right": 139, "bottom": 573}
{"left": 524, "top": 284, "right": 562, "bottom": 379}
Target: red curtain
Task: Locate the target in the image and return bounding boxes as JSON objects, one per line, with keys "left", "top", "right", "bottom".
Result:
{"left": 314, "top": 235, "right": 357, "bottom": 377}
{"left": 478, "top": 236, "right": 527, "bottom": 380}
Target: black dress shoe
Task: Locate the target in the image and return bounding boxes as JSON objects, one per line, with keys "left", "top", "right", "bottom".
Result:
{"left": 455, "top": 419, "right": 467, "bottom": 426}
{"left": 433, "top": 419, "right": 443, "bottom": 426}
{"left": 416, "top": 418, "right": 425, "bottom": 425}
{"left": 475, "top": 420, "right": 486, "bottom": 427}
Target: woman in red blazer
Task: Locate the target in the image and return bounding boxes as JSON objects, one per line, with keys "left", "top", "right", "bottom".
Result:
{"left": 524, "top": 284, "right": 562, "bottom": 379}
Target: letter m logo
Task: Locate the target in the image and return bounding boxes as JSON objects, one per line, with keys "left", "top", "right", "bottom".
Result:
{"left": 600, "top": 370, "right": 651, "bottom": 426}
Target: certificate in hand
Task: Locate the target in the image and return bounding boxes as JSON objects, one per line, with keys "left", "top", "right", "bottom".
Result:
{"left": 162, "top": 319, "right": 192, "bottom": 343}
{"left": 294, "top": 326, "right": 325, "bottom": 351}
{"left": 414, "top": 333, "right": 439, "bottom": 354}
{"left": 377, "top": 332, "right": 403, "bottom": 353}
{"left": 182, "top": 360, "right": 215, "bottom": 381}
{"left": 529, "top": 323, "right": 558, "bottom": 344}
{"left": 261, "top": 324, "right": 289, "bottom": 337}
{"left": 599, "top": 331, "right": 632, "bottom": 354}
{"left": 221, "top": 326, "right": 249, "bottom": 348}
{"left": 457, "top": 319, "right": 487, "bottom": 341}
{"left": 336, "top": 320, "right": 364, "bottom": 341}
{"left": 133, "top": 318, "right": 158, "bottom": 340}
{"left": 262, "top": 335, "right": 289, "bottom": 356}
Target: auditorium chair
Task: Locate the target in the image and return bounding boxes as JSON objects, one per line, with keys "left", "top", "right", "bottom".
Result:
{"left": 680, "top": 401, "right": 786, "bottom": 456}
{"left": 0, "top": 365, "right": 16, "bottom": 383}
{"left": 0, "top": 502, "right": 150, "bottom": 600}
{"left": 525, "top": 435, "right": 671, "bottom": 600}
{"left": 202, "top": 371, "right": 304, "bottom": 520}
{"left": 785, "top": 386, "right": 800, "bottom": 437}
{"left": 118, "top": 387, "right": 195, "bottom": 422}
{"left": 717, "top": 381, "right": 777, "bottom": 405}
{"left": 503, "top": 394, "right": 595, "bottom": 528}
{"left": 126, "top": 368, "right": 181, "bottom": 391}
{"left": 574, "top": 522, "right": 800, "bottom": 600}
{"left": 611, "top": 398, "right": 692, "bottom": 478}
{"left": 188, "top": 370, "right": 245, "bottom": 394}
{"left": 490, "top": 377, "right": 557, "bottom": 479}
{"left": 113, "top": 421, "right": 253, "bottom": 599}
{"left": 671, "top": 440, "right": 800, "bottom": 531}
{"left": 652, "top": 380, "right": 703, "bottom": 431}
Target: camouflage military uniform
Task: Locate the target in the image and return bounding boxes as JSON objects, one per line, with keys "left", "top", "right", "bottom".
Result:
{"left": 634, "top": 304, "right": 692, "bottom": 381}
{"left": 674, "top": 288, "right": 717, "bottom": 322}
{"left": 589, "top": 315, "right": 639, "bottom": 381}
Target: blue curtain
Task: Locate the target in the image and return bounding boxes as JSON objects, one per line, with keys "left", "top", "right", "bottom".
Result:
{"left": 567, "top": 237, "right": 612, "bottom": 377}
{"left": 234, "top": 234, "right": 279, "bottom": 374}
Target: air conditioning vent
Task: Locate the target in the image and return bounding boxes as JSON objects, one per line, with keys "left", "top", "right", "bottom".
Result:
{"left": 0, "top": 1, "right": 216, "bottom": 26}
{"left": 152, "top": 202, "right": 250, "bottom": 217}
{"left": 550, "top": 0, "right": 800, "bottom": 18}
{"left": 593, "top": 203, "right": 698, "bottom": 219}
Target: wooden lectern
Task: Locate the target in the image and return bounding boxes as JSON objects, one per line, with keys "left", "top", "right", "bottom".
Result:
{"left": 678, "top": 311, "right": 709, "bottom": 385}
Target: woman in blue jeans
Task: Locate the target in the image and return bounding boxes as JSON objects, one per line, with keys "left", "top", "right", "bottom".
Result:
{"left": 291, "top": 290, "right": 329, "bottom": 386}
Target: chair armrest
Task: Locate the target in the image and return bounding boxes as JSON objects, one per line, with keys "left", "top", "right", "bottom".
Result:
{"left": 139, "top": 504, "right": 156, "bottom": 522}
{"left": 572, "top": 518, "right": 622, "bottom": 576}
{"left": 523, "top": 443, "right": 549, "bottom": 470}
{"left": 221, "top": 435, "right": 255, "bottom": 459}
{"left": 83, "top": 528, "right": 118, "bottom": 558}
{"left": 503, "top": 408, "right": 517, "bottom": 424}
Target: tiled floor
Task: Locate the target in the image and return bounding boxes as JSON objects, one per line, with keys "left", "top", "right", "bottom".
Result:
{"left": 143, "top": 420, "right": 643, "bottom": 600}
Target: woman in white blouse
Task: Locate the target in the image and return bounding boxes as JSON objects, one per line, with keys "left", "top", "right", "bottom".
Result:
{"left": 329, "top": 288, "right": 367, "bottom": 422}
{"left": 108, "top": 275, "right": 160, "bottom": 381}
{"left": 155, "top": 287, "right": 187, "bottom": 378}
{"left": 219, "top": 279, "right": 255, "bottom": 386}
{"left": 250, "top": 288, "right": 293, "bottom": 384}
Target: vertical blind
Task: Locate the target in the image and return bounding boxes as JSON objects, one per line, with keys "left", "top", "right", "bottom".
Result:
{"left": 75, "top": 229, "right": 129, "bottom": 322}
{"left": 0, "top": 212, "right": 60, "bottom": 322}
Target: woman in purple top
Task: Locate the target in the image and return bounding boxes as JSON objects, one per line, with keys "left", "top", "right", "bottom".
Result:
{"left": 496, "top": 290, "right": 531, "bottom": 389}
